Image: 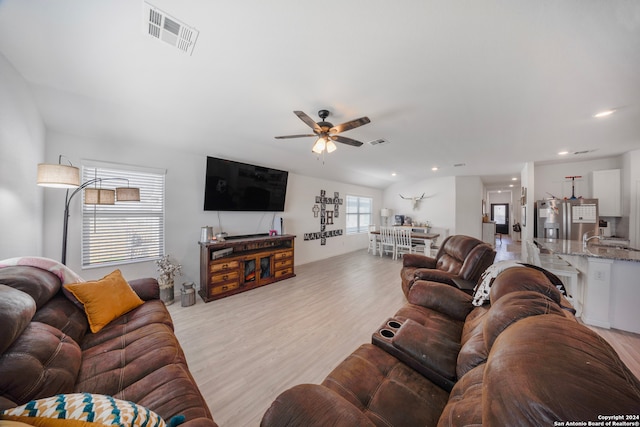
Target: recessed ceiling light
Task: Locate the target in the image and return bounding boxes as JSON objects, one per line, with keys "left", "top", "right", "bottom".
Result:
{"left": 511, "top": 177, "right": 518, "bottom": 181}
{"left": 431, "top": 167, "right": 438, "bottom": 171}
{"left": 593, "top": 109, "right": 615, "bottom": 118}
{"left": 391, "top": 172, "right": 397, "bottom": 177}
{"left": 558, "top": 151, "right": 569, "bottom": 155}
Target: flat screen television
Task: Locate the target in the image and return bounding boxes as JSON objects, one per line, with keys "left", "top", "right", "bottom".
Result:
{"left": 204, "top": 156, "right": 289, "bottom": 211}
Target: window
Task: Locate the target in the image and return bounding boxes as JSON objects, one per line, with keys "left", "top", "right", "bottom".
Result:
{"left": 82, "top": 162, "right": 166, "bottom": 268}
{"left": 346, "top": 195, "right": 372, "bottom": 234}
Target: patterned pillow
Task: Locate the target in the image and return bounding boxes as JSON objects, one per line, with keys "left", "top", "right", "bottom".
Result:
{"left": 0, "top": 393, "right": 166, "bottom": 427}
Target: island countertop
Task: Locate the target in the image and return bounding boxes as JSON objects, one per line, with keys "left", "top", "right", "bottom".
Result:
{"left": 535, "top": 238, "right": 640, "bottom": 263}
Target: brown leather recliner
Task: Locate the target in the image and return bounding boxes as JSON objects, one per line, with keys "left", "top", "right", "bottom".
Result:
{"left": 261, "top": 267, "right": 640, "bottom": 426}
{"left": 401, "top": 234, "right": 495, "bottom": 297}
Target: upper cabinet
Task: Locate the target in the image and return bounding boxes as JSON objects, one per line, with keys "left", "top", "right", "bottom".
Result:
{"left": 593, "top": 169, "right": 622, "bottom": 217}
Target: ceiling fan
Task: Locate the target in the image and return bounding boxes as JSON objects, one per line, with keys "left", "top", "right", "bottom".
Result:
{"left": 275, "top": 109, "right": 371, "bottom": 154}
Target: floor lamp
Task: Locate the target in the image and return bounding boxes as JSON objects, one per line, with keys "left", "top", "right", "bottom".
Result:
{"left": 37, "top": 156, "right": 140, "bottom": 265}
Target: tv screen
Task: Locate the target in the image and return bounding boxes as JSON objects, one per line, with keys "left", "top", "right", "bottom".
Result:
{"left": 204, "top": 156, "right": 289, "bottom": 211}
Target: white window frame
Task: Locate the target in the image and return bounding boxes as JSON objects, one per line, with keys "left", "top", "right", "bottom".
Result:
{"left": 346, "top": 195, "right": 373, "bottom": 234}
{"left": 81, "top": 161, "right": 166, "bottom": 268}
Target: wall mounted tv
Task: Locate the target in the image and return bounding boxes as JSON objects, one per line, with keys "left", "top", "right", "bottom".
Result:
{"left": 204, "top": 156, "right": 289, "bottom": 212}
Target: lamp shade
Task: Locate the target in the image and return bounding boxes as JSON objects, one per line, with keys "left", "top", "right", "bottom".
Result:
{"left": 85, "top": 188, "right": 115, "bottom": 205}
{"left": 37, "top": 163, "right": 80, "bottom": 188}
{"left": 380, "top": 208, "right": 391, "bottom": 217}
{"left": 116, "top": 187, "right": 140, "bottom": 201}
{"left": 312, "top": 137, "right": 327, "bottom": 154}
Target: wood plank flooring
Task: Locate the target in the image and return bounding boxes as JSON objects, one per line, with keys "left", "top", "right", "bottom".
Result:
{"left": 168, "top": 249, "right": 406, "bottom": 426}
{"left": 168, "top": 246, "right": 640, "bottom": 427}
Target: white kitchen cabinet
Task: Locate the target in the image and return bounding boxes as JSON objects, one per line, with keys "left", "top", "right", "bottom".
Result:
{"left": 592, "top": 169, "right": 621, "bottom": 217}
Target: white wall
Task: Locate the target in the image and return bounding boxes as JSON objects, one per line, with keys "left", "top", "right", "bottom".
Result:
{"left": 382, "top": 176, "right": 456, "bottom": 235}
{"left": 533, "top": 157, "right": 622, "bottom": 201}
{"left": 381, "top": 175, "right": 484, "bottom": 241}
{"left": 455, "top": 176, "right": 483, "bottom": 239}
{"left": 285, "top": 174, "right": 382, "bottom": 265}
{"left": 0, "top": 52, "right": 46, "bottom": 259}
{"left": 43, "top": 130, "right": 381, "bottom": 283}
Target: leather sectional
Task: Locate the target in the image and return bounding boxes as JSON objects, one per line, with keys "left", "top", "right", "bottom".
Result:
{"left": 0, "top": 265, "right": 217, "bottom": 427}
{"left": 261, "top": 266, "right": 640, "bottom": 426}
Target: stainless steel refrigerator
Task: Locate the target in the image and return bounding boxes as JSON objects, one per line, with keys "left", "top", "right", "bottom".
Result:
{"left": 536, "top": 199, "right": 599, "bottom": 240}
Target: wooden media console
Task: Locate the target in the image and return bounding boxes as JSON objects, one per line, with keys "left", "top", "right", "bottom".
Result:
{"left": 198, "top": 234, "right": 296, "bottom": 302}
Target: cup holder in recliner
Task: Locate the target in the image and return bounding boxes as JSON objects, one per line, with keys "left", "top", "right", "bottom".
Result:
{"left": 387, "top": 320, "right": 402, "bottom": 329}
{"left": 379, "top": 329, "right": 395, "bottom": 339}
{"left": 372, "top": 318, "right": 404, "bottom": 345}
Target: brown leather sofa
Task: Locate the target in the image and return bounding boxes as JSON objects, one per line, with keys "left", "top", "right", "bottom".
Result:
{"left": 401, "top": 234, "right": 495, "bottom": 296}
{"left": 261, "top": 267, "right": 640, "bottom": 426}
{"left": 0, "top": 265, "right": 217, "bottom": 427}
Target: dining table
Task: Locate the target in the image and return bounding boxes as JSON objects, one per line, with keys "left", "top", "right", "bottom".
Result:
{"left": 370, "top": 229, "right": 440, "bottom": 256}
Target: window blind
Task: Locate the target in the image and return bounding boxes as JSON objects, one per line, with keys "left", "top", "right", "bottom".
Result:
{"left": 81, "top": 163, "right": 165, "bottom": 268}
{"left": 346, "top": 195, "right": 372, "bottom": 234}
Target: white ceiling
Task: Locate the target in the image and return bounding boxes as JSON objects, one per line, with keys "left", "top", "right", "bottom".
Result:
{"left": 1, "top": 0, "right": 639, "bottom": 190}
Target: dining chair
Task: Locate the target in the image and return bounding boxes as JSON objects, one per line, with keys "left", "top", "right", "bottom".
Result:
{"left": 394, "top": 227, "right": 414, "bottom": 259}
{"left": 379, "top": 227, "right": 395, "bottom": 258}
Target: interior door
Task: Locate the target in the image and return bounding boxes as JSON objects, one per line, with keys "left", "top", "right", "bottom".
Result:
{"left": 491, "top": 203, "right": 510, "bottom": 235}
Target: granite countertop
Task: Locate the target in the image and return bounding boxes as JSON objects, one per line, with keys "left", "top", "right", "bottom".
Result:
{"left": 535, "top": 238, "right": 640, "bottom": 263}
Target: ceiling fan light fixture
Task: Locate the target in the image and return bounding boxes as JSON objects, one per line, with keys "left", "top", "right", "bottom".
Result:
{"left": 326, "top": 140, "right": 337, "bottom": 153}
{"left": 312, "top": 137, "right": 326, "bottom": 154}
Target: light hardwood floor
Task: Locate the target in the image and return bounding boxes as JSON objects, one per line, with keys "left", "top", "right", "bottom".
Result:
{"left": 168, "top": 244, "right": 640, "bottom": 427}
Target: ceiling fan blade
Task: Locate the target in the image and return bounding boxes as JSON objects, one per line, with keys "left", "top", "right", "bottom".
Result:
{"left": 330, "top": 135, "right": 364, "bottom": 147}
{"left": 294, "top": 111, "right": 321, "bottom": 132}
{"left": 330, "top": 116, "right": 371, "bottom": 134}
{"left": 275, "top": 134, "right": 317, "bottom": 139}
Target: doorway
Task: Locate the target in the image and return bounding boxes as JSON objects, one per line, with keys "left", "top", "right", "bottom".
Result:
{"left": 491, "top": 203, "right": 509, "bottom": 235}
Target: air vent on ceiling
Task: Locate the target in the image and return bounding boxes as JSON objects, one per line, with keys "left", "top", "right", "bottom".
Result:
{"left": 368, "top": 138, "right": 390, "bottom": 146}
{"left": 574, "top": 149, "right": 596, "bottom": 155}
{"left": 143, "top": 2, "right": 199, "bottom": 55}
{"left": 453, "top": 163, "right": 466, "bottom": 167}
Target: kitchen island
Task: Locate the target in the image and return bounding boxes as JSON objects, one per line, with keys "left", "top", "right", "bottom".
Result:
{"left": 535, "top": 238, "right": 640, "bottom": 334}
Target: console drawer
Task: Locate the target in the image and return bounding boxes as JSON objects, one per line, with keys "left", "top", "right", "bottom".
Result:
{"left": 210, "top": 260, "right": 239, "bottom": 273}
{"left": 275, "top": 268, "right": 293, "bottom": 278}
{"left": 210, "top": 282, "right": 239, "bottom": 296}
{"left": 274, "top": 258, "right": 292, "bottom": 269}
{"left": 274, "top": 250, "right": 293, "bottom": 260}
{"left": 211, "top": 270, "right": 240, "bottom": 283}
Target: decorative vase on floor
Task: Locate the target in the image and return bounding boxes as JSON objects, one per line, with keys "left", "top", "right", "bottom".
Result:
{"left": 158, "top": 277, "right": 175, "bottom": 305}
{"left": 155, "top": 255, "right": 182, "bottom": 306}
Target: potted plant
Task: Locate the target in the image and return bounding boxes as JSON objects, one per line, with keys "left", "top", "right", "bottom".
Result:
{"left": 155, "top": 255, "right": 182, "bottom": 305}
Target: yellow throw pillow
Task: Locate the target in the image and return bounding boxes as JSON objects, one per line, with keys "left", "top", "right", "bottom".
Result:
{"left": 64, "top": 270, "right": 144, "bottom": 333}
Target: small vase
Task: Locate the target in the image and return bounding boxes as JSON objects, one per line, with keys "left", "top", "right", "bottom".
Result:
{"left": 158, "top": 276, "right": 175, "bottom": 305}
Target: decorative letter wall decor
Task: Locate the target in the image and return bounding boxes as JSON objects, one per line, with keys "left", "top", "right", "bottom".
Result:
{"left": 304, "top": 189, "right": 343, "bottom": 245}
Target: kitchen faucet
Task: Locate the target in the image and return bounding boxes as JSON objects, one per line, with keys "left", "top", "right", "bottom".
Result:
{"left": 582, "top": 230, "right": 601, "bottom": 248}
